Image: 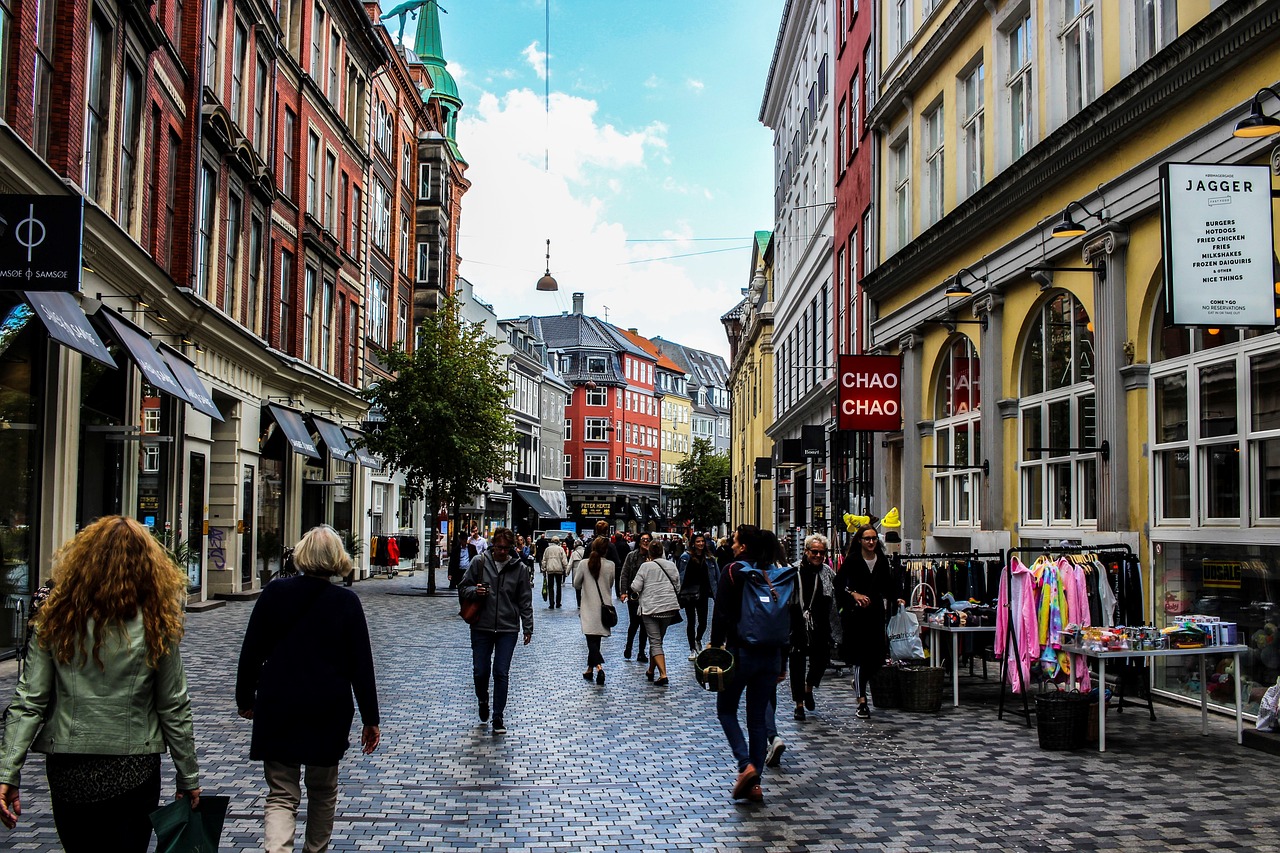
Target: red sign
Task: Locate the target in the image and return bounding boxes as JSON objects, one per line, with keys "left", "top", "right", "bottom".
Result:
{"left": 838, "top": 355, "right": 902, "bottom": 431}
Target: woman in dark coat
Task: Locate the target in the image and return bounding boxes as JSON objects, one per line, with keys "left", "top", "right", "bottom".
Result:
{"left": 236, "top": 525, "right": 380, "bottom": 853}
{"left": 834, "top": 524, "right": 897, "bottom": 719}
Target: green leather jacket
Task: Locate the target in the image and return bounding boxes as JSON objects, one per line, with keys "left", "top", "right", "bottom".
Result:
{"left": 0, "top": 616, "right": 199, "bottom": 789}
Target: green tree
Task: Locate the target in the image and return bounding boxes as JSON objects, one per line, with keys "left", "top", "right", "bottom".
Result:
{"left": 674, "top": 438, "right": 730, "bottom": 531}
{"left": 359, "top": 296, "right": 516, "bottom": 591}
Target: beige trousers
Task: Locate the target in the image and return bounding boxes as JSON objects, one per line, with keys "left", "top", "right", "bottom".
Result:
{"left": 263, "top": 760, "right": 341, "bottom": 853}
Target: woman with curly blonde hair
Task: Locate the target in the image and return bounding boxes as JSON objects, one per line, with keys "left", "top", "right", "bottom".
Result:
{"left": 0, "top": 516, "right": 200, "bottom": 851}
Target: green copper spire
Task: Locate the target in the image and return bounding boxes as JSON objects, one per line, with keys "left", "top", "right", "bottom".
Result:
{"left": 413, "top": 0, "right": 445, "bottom": 65}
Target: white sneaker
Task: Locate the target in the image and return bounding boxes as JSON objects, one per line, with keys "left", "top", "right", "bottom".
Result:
{"left": 765, "top": 736, "right": 785, "bottom": 767}
{"left": 688, "top": 651, "right": 698, "bottom": 661}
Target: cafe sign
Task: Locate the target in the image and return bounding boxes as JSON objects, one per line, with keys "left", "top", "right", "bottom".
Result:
{"left": 1160, "top": 163, "right": 1275, "bottom": 327}
{"left": 0, "top": 195, "right": 84, "bottom": 292}
{"left": 837, "top": 354, "right": 902, "bottom": 431}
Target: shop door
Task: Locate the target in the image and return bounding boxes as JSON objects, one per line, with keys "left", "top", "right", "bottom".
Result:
{"left": 257, "top": 456, "right": 284, "bottom": 584}
{"left": 77, "top": 355, "right": 128, "bottom": 528}
{"left": 186, "top": 453, "right": 205, "bottom": 593}
{"left": 240, "top": 465, "right": 254, "bottom": 587}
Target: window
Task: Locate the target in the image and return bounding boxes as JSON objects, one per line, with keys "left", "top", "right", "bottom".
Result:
{"left": 279, "top": 249, "right": 294, "bottom": 351}
{"left": 205, "top": 0, "right": 224, "bottom": 88}
{"left": 923, "top": 102, "right": 944, "bottom": 226}
{"left": 345, "top": 68, "right": 366, "bottom": 134}
{"left": 1135, "top": 0, "right": 1177, "bottom": 65}
{"left": 564, "top": 418, "right": 572, "bottom": 440}
{"left": 31, "top": 0, "right": 56, "bottom": 159}
{"left": 1007, "top": 11, "right": 1033, "bottom": 160}
{"left": 399, "top": 215, "right": 409, "bottom": 272}
{"left": 196, "top": 165, "right": 216, "bottom": 299}
{"left": 837, "top": 99, "right": 847, "bottom": 174}
{"left": 282, "top": 108, "right": 297, "bottom": 202}
{"left": 890, "top": 137, "right": 910, "bottom": 251}
{"left": 224, "top": 191, "right": 241, "bottom": 314}
{"left": 303, "top": 266, "right": 316, "bottom": 362}
{"left": 324, "top": 151, "right": 336, "bottom": 230}
{"left": 960, "top": 62, "right": 984, "bottom": 198}
{"left": 254, "top": 56, "right": 269, "bottom": 152}
{"left": 371, "top": 180, "right": 390, "bottom": 253}
{"left": 1019, "top": 293, "right": 1096, "bottom": 527}
{"left": 350, "top": 186, "right": 362, "bottom": 251}
{"left": 587, "top": 355, "right": 607, "bottom": 374}
{"left": 163, "top": 131, "right": 179, "bottom": 272}
{"left": 563, "top": 454, "right": 571, "bottom": 479}
{"left": 346, "top": 300, "right": 358, "bottom": 381}
{"left": 328, "top": 32, "right": 340, "bottom": 101}
{"left": 119, "top": 61, "right": 143, "bottom": 231}
{"left": 402, "top": 141, "right": 413, "bottom": 188}
{"left": 1062, "top": 0, "right": 1097, "bottom": 114}
{"left": 368, "top": 275, "right": 388, "bottom": 346}
{"left": 375, "top": 101, "right": 390, "bottom": 156}
{"left": 247, "top": 216, "right": 263, "bottom": 333}
{"left": 396, "top": 298, "right": 407, "bottom": 345}
{"left": 232, "top": 19, "right": 247, "bottom": 122}
{"left": 586, "top": 387, "right": 606, "bottom": 406}
{"left": 933, "top": 337, "right": 982, "bottom": 527}
{"left": 585, "top": 418, "right": 609, "bottom": 441}
{"left": 892, "top": 0, "right": 910, "bottom": 54}
{"left": 419, "top": 163, "right": 433, "bottom": 199}
{"left": 310, "top": 2, "right": 325, "bottom": 80}
{"left": 84, "top": 10, "right": 113, "bottom": 202}
{"left": 338, "top": 173, "right": 348, "bottom": 250}
{"left": 306, "top": 131, "right": 319, "bottom": 214}
{"left": 864, "top": 42, "right": 875, "bottom": 112}
{"left": 850, "top": 74, "right": 860, "bottom": 151}
{"left": 321, "top": 278, "right": 334, "bottom": 371}
{"left": 584, "top": 452, "right": 607, "bottom": 479}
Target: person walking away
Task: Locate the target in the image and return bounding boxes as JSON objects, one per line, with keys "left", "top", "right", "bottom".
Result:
{"left": 459, "top": 528, "right": 534, "bottom": 735}
{"left": 618, "top": 531, "right": 653, "bottom": 662}
{"left": 630, "top": 541, "right": 682, "bottom": 685}
{"left": 568, "top": 536, "right": 586, "bottom": 608}
{"left": 541, "top": 537, "right": 569, "bottom": 609}
{"left": 0, "top": 516, "right": 201, "bottom": 851}
{"left": 677, "top": 533, "right": 719, "bottom": 659}
{"left": 789, "top": 534, "right": 834, "bottom": 721}
{"left": 235, "top": 525, "right": 380, "bottom": 853}
{"left": 573, "top": 537, "right": 616, "bottom": 685}
{"left": 710, "top": 524, "right": 796, "bottom": 803}
{"left": 714, "top": 536, "right": 735, "bottom": 568}
{"left": 835, "top": 525, "right": 898, "bottom": 718}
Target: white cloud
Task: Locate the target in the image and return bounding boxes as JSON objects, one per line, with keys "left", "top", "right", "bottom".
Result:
{"left": 454, "top": 87, "right": 736, "bottom": 356}
{"left": 522, "top": 41, "right": 547, "bottom": 79}
{"left": 686, "top": 78, "right": 705, "bottom": 93}
{"left": 644, "top": 74, "right": 661, "bottom": 89}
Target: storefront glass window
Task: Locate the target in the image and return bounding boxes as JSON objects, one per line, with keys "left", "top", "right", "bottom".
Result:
{"left": 1155, "top": 373, "right": 1187, "bottom": 442}
{"left": 1199, "top": 362, "right": 1237, "bottom": 438}
{"left": 0, "top": 297, "right": 43, "bottom": 658}
{"left": 77, "top": 346, "right": 129, "bottom": 527}
{"left": 1153, "top": 542, "right": 1279, "bottom": 718}
{"left": 136, "top": 386, "right": 175, "bottom": 534}
{"left": 257, "top": 456, "right": 284, "bottom": 583}
{"left": 1250, "top": 351, "right": 1280, "bottom": 432}
{"left": 932, "top": 337, "right": 981, "bottom": 528}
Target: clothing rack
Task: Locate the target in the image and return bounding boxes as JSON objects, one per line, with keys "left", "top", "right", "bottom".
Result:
{"left": 998, "top": 543, "right": 1134, "bottom": 727}
{"left": 890, "top": 550, "right": 1006, "bottom": 607}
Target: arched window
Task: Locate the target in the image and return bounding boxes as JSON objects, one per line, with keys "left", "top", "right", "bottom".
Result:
{"left": 933, "top": 336, "right": 981, "bottom": 527}
{"left": 1018, "top": 292, "right": 1097, "bottom": 527}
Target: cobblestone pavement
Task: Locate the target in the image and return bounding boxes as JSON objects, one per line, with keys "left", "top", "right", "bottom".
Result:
{"left": 1, "top": 573, "right": 1276, "bottom": 852}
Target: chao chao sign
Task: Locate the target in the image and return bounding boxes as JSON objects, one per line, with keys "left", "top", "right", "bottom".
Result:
{"left": 837, "top": 355, "right": 902, "bottom": 432}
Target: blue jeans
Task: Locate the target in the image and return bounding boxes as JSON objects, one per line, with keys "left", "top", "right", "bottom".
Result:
{"left": 716, "top": 646, "right": 784, "bottom": 773}
{"left": 471, "top": 630, "right": 519, "bottom": 718}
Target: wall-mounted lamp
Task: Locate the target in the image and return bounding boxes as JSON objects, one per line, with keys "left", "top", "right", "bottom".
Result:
{"left": 96, "top": 292, "right": 149, "bottom": 309}
{"left": 1051, "top": 200, "right": 1108, "bottom": 238}
{"left": 1026, "top": 263, "right": 1107, "bottom": 283}
{"left": 923, "top": 459, "right": 990, "bottom": 476}
{"left": 944, "top": 267, "right": 986, "bottom": 298}
{"left": 1233, "top": 87, "right": 1280, "bottom": 138}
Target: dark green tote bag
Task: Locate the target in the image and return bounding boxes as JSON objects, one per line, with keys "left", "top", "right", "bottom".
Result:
{"left": 149, "top": 795, "right": 230, "bottom": 853}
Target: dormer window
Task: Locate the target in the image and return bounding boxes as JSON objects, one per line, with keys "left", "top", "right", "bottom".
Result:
{"left": 587, "top": 356, "right": 607, "bottom": 373}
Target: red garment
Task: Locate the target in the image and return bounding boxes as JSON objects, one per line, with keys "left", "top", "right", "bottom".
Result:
{"left": 385, "top": 536, "right": 400, "bottom": 566}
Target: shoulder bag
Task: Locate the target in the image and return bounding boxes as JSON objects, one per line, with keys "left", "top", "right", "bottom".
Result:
{"left": 595, "top": 574, "right": 618, "bottom": 628}
{"left": 658, "top": 564, "right": 683, "bottom": 625}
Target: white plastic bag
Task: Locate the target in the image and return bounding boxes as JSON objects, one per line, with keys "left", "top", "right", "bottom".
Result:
{"left": 1257, "top": 681, "right": 1280, "bottom": 732}
{"left": 888, "top": 606, "right": 924, "bottom": 662}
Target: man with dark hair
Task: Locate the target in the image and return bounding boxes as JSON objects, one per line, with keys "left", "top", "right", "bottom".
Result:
{"left": 618, "top": 531, "right": 654, "bottom": 661}
{"left": 459, "top": 527, "right": 533, "bottom": 735}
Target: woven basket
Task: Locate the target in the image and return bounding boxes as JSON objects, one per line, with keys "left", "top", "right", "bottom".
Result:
{"left": 1035, "top": 691, "right": 1090, "bottom": 751}
{"left": 898, "top": 666, "right": 945, "bottom": 712}
{"left": 869, "top": 666, "right": 902, "bottom": 709}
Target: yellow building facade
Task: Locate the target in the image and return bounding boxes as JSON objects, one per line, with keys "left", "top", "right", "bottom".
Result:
{"left": 864, "top": 0, "right": 1280, "bottom": 715}
{"left": 726, "top": 233, "right": 778, "bottom": 529}
{"left": 660, "top": 382, "right": 693, "bottom": 527}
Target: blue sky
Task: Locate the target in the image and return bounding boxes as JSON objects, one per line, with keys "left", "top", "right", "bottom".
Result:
{"left": 424, "top": 0, "right": 784, "bottom": 357}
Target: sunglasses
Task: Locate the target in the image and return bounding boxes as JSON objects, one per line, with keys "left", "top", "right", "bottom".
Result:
{"left": 807, "top": 548, "right": 828, "bottom": 555}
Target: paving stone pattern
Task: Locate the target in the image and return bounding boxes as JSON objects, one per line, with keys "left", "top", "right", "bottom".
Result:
{"left": 1, "top": 574, "right": 1275, "bottom": 852}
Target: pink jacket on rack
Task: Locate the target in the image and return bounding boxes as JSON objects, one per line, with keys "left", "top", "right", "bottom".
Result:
{"left": 1060, "top": 558, "right": 1092, "bottom": 693}
{"left": 995, "top": 557, "right": 1040, "bottom": 694}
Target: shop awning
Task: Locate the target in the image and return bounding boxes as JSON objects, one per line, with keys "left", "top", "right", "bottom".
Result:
{"left": 265, "top": 404, "right": 321, "bottom": 459}
{"left": 628, "top": 503, "right": 644, "bottom": 521}
{"left": 158, "top": 345, "right": 223, "bottom": 421}
{"left": 311, "top": 416, "right": 356, "bottom": 463}
{"left": 645, "top": 503, "right": 664, "bottom": 523}
{"left": 95, "top": 311, "right": 191, "bottom": 404}
{"left": 513, "top": 488, "right": 558, "bottom": 520}
{"left": 342, "top": 427, "right": 381, "bottom": 469}
{"left": 22, "top": 291, "right": 116, "bottom": 367}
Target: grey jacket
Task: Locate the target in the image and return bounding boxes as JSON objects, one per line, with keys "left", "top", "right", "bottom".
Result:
{"left": 460, "top": 552, "right": 534, "bottom": 636}
{"left": 618, "top": 547, "right": 645, "bottom": 599}
{"left": 573, "top": 559, "right": 616, "bottom": 637}
{"left": 631, "top": 559, "right": 681, "bottom": 616}
{"left": 541, "top": 543, "right": 568, "bottom": 575}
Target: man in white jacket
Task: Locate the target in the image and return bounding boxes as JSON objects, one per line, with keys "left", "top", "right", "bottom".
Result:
{"left": 541, "top": 538, "right": 569, "bottom": 609}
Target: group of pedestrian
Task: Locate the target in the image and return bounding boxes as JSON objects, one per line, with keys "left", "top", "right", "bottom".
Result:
{"left": 0, "top": 517, "right": 380, "bottom": 853}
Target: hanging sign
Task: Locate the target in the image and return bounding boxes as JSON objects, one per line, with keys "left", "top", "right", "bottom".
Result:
{"left": 838, "top": 354, "right": 902, "bottom": 431}
{"left": 0, "top": 195, "right": 84, "bottom": 292}
{"left": 1160, "top": 163, "right": 1275, "bottom": 327}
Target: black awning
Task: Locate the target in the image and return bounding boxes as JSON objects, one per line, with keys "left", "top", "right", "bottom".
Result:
{"left": 22, "top": 291, "right": 116, "bottom": 367}
{"left": 311, "top": 416, "right": 356, "bottom": 463}
{"left": 628, "top": 503, "right": 644, "bottom": 521}
{"left": 513, "top": 488, "right": 558, "bottom": 520}
{"left": 96, "top": 311, "right": 191, "bottom": 404}
{"left": 158, "top": 345, "right": 224, "bottom": 421}
{"left": 265, "top": 404, "right": 321, "bottom": 459}
{"left": 343, "top": 427, "right": 382, "bottom": 469}
{"left": 645, "top": 503, "right": 663, "bottom": 522}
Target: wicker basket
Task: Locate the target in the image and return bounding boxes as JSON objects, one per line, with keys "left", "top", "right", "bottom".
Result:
{"left": 869, "top": 666, "right": 902, "bottom": 709}
{"left": 898, "top": 666, "right": 945, "bottom": 712}
{"left": 1035, "top": 690, "right": 1090, "bottom": 751}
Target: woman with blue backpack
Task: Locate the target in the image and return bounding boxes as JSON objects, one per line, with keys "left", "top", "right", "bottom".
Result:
{"left": 709, "top": 524, "right": 797, "bottom": 803}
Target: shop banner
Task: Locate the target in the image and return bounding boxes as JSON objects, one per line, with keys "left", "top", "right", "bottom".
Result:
{"left": 838, "top": 354, "right": 902, "bottom": 431}
{"left": 0, "top": 195, "right": 83, "bottom": 291}
{"left": 1160, "top": 163, "right": 1275, "bottom": 327}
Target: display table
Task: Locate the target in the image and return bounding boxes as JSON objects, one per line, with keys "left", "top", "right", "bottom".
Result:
{"left": 919, "top": 623, "right": 997, "bottom": 707}
{"left": 1062, "top": 643, "right": 1248, "bottom": 752}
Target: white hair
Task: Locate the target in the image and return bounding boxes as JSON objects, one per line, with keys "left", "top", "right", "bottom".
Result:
{"left": 804, "top": 533, "right": 829, "bottom": 551}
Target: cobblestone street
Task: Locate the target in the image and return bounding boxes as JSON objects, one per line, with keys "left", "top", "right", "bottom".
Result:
{"left": 2, "top": 574, "right": 1275, "bottom": 852}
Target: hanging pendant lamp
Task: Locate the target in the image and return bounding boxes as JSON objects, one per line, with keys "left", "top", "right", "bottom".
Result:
{"left": 536, "top": 239, "right": 558, "bottom": 291}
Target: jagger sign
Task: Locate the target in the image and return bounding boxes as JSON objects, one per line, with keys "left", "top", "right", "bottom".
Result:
{"left": 838, "top": 354, "right": 902, "bottom": 431}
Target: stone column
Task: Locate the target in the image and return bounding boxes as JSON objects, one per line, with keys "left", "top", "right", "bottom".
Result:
{"left": 974, "top": 292, "right": 1005, "bottom": 530}
{"left": 899, "top": 332, "right": 923, "bottom": 547}
{"left": 1083, "top": 228, "right": 1130, "bottom": 532}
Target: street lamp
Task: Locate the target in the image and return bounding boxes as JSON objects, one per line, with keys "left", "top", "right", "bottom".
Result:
{"left": 1233, "top": 87, "right": 1280, "bottom": 138}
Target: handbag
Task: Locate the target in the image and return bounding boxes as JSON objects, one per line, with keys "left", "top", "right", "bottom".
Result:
{"left": 908, "top": 581, "right": 937, "bottom": 614}
{"left": 594, "top": 575, "right": 618, "bottom": 628}
{"left": 150, "top": 795, "right": 230, "bottom": 853}
{"left": 541, "top": 574, "right": 549, "bottom": 602}
{"left": 459, "top": 596, "right": 482, "bottom": 625}
{"left": 662, "top": 564, "right": 684, "bottom": 623}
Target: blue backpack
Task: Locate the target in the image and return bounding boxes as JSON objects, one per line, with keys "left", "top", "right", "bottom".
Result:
{"left": 734, "top": 561, "right": 797, "bottom": 646}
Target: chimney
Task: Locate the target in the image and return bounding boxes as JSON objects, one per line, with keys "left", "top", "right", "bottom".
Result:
{"left": 628, "top": 328, "right": 638, "bottom": 334}
{"left": 572, "top": 292, "right": 584, "bottom": 314}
